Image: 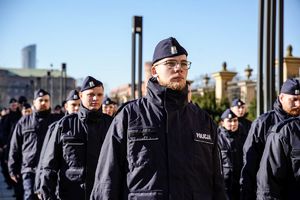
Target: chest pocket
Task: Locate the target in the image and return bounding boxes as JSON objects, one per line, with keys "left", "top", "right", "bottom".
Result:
{"left": 62, "top": 135, "right": 86, "bottom": 166}
{"left": 291, "top": 149, "right": 300, "bottom": 180}
{"left": 127, "top": 128, "right": 159, "bottom": 170}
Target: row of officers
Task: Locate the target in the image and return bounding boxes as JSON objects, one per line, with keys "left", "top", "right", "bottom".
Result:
{"left": 0, "top": 37, "right": 300, "bottom": 200}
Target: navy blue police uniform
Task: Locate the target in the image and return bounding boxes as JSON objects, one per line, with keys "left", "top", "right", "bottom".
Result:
{"left": 231, "top": 98, "right": 252, "bottom": 134}
{"left": 90, "top": 37, "right": 226, "bottom": 200}
{"left": 34, "top": 89, "right": 80, "bottom": 195}
{"left": 240, "top": 78, "right": 300, "bottom": 200}
{"left": 8, "top": 89, "right": 60, "bottom": 200}
{"left": 257, "top": 115, "right": 300, "bottom": 200}
{"left": 218, "top": 109, "right": 247, "bottom": 200}
{"left": 38, "top": 77, "right": 113, "bottom": 200}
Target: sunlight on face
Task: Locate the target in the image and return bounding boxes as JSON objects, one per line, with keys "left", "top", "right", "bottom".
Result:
{"left": 80, "top": 87, "right": 104, "bottom": 111}
{"left": 151, "top": 54, "right": 188, "bottom": 90}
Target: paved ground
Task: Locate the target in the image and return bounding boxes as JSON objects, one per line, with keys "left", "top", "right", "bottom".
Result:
{"left": 0, "top": 171, "right": 15, "bottom": 200}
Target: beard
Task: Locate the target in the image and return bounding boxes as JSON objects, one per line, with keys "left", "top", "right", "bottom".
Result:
{"left": 285, "top": 107, "right": 300, "bottom": 116}
{"left": 159, "top": 79, "right": 186, "bottom": 91}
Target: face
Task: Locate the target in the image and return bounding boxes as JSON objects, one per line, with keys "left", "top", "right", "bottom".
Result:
{"left": 151, "top": 54, "right": 188, "bottom": 90}
{"left": 222, "top": 117, "right": 239, "bottom": 132}
{"left": 64, "top": 99, "right": 80, "bottom": 114}
{"left": 102, "top": 104, "right": 116, "bottom": 116}
{"left": 279, "top": 93, "right": 300, "bottom": 116}
{"left": 33, "top": 95, "right": 51, "bottom": 112}
{"left": 10, "top": 102, "right": 19, "bottom": 112}
{"left": 80, "top": 86, "right": 104, "bottom": 111}
{"left": 231, "top": 105, "right": 246, "bottom": 117}
{"left": 22, "top": 108, "right": 32, "bottom": 116}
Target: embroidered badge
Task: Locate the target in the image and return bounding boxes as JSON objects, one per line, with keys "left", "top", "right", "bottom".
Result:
{"left": 171, "top": 46, "right": 177, "bottom": 54}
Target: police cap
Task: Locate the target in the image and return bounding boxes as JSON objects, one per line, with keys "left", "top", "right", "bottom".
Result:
{"left": 221, "top": 108, "right": 237, "bottom": 120}
{"left": 280, "top": 78, "right": 300, "bottom": 95}
{"left": 9, "top": 98, "right": 17, "bottom": 104}
{"left": 66, "top": 89, "right": 80, "bottom": 101}
{"left": 231, "top": 98, "right": 245, "bottom": 107}
{"left": 80, "top": 76, "right": 103, "bottom": 92}
{"left": 152, "top": 37, "right": 188, "bottom": 65}
{"left": 34, "top": 89, "right": 50, "bottom": 100}
{"left": 102, "top": 96, "right": 116, "bottom": 105}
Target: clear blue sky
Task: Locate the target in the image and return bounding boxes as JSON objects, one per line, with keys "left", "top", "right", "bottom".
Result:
{"left": 0, "top": 0, "right": 299, "bottom": 95}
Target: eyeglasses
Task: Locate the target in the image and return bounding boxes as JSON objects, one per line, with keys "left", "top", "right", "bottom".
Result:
{"left": 155, "top": 60, "right": 192, "bottom": 70}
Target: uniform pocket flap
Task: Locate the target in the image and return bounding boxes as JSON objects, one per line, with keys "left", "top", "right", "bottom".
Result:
{"left": 128, "top": 128, "right": 158, "bottom": 141}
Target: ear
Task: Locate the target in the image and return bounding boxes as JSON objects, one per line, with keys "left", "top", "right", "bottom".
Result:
{"left": 79, "top": 92, "right": 83, "bottom": 99}
{"left": 279, "top": 93, "right": 284, "bottom": 104}
{"left": 151, "top": 66, "right": 158, "bottom": 78}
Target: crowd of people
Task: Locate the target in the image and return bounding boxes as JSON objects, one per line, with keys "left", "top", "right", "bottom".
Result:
{"left": 0, "top": 37, "right": 300, "bottom": 200}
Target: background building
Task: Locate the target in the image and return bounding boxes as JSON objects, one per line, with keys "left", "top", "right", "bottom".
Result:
{"left": 22, "top": 44, "right": 36, "bottom": 69}
{"left": 0, "top": 67, "right": 76, "bottom": 108}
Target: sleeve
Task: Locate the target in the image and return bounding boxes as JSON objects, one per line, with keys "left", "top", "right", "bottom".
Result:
{"left": 211, "top": 120, "right": 227, "bottom": 200}
{"left": 8, "top": 121, "right": 22, "bottom": 177}
{"left": 39, "top": 122, "right": 62, "bottom": 200}
{"left": 240, "top": 120, "right": 265, "bottom": 200}
{"left": 35, "top": 122, "right": 56, "bottom": 193}
{"left": 256, "top": 132, "right": 289, "bottom": 200}
{"left": 90, "top": 110, "right": 127, "bottom": 200}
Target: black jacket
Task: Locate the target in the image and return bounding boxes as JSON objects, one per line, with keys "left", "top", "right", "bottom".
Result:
{"left": 90, "top": 78, "right": 226, "bottom": 200}
{"left": 240, "top": 98, "right": 293, "bottom": 200}
{"left": 39, "top": 105, "right": 112, "bottom": 200}
{"left": 218, "top": 125, "right": 247, "bottom": 200}
{"left": 8, "top": 109, "right": 58, "bottom": 176}
{"left": 257, "top": 116, "right": 300, "bottom": 200}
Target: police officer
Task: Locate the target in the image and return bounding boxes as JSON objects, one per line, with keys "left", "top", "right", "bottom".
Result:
{"left": 218, "top": 109, "right": 247, "bottom": 200}
{"left": 8, "top": 89, "right": 59, "bottom": 200}
{"left": 38, "top": 77, "right": 113, "bottom": 200}
{"left": 257, "top": 115, "right": 300, "bottom": 199}
{"left": 102, "top": 96, "right": 117, "bottom": 117}
{"left": 90, "top": 37, "right": 226, "bottom": 200}
{"left": 34, "top": 89, "right": 81, "bottom": 196}
{"left": 230, "top": 98, "right": 252, "bottom": 134}
{"left": 240, "top": 78, "right": 300, "bottom": 200}
{"left": 22, "top": 103, "right": 33, "bottom": 116}
{"left": 0, "top": 98, "right": 22, "bottom": 190}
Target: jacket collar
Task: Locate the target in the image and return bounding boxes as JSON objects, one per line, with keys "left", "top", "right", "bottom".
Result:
{"left": 145, "top": 77, "right": 188, "bottom": 110}
{"left": 78, "top": 103, "right": 103, "bottom": 123}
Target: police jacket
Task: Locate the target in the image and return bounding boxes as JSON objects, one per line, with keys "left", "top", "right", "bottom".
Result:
{"left": 39, "top": 105, "right": 112, "bottom": 200}
{"left": 218, "top": 125, "right": 246, "bottom": 200}
{"left": 238, "top": 116, "right": 252, "bottom": 135}
{"left": 90, "top": 78, "right": 226, "bottom": 200}
{"left": 8, "top": 109, "right": 58, "bottom": 176}
{"left": 257, "top": 116, "right": 300, "bottom": 200}
{"left": 240, "top": 98, "right": 293, "bottom": 200}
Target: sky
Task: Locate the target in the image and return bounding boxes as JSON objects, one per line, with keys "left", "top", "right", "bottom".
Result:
{"left": 0, "top": 0, "right": 299, "bottom": 95}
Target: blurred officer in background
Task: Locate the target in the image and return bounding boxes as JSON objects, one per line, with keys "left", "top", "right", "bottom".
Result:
{"left": 240, "top": 78, "right": 300, "bottom": 200}
{"left": 230, "top": 98, "right": 252, "bottom": 134}
{"left": 90, "top": 37, "right": 225, "bottom": 200}
{"left": 8, "top": 89, "right": 59, "bottom": 200}
{"left": 38, "top": 76, "right": 112, "bottom": 200}
{"left": 218, "top": 109, "right": 247, "bottom": 200}
{"left": 102, "top": 96, "right": 117, "bottom": 117}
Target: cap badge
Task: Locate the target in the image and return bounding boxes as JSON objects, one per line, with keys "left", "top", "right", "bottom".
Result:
{"left": 89, "top": 81, "right": 95, "bottom": 87}
{"left": 171, "top": 46, "right": 177, "bottom": 54}
{"left": 74, "top": 95, "right": 78, "bottom": 99}
{"left": 39, "top": 92, "right": 43, "bottom": 96}
{"left": 228, "top": 114, "right": 232, "bottom": 118}
{"left": 295, "top": 89, "right": 300, "bottom": 95}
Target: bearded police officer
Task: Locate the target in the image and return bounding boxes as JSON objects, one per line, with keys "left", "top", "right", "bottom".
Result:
{"left": 240, "top": 78, "right": 300, "bottom": 200}
{"left": 34, "top": 89, "right": 81, "bottom": 196}
{"left": 8, "top": 89, "right": 59, "bottom": 200}
{"left": 38, "top": 76, "right": 113, "bottom": 200}
{"left": 90, "top": 37, "right": 226, "bottom": 200}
